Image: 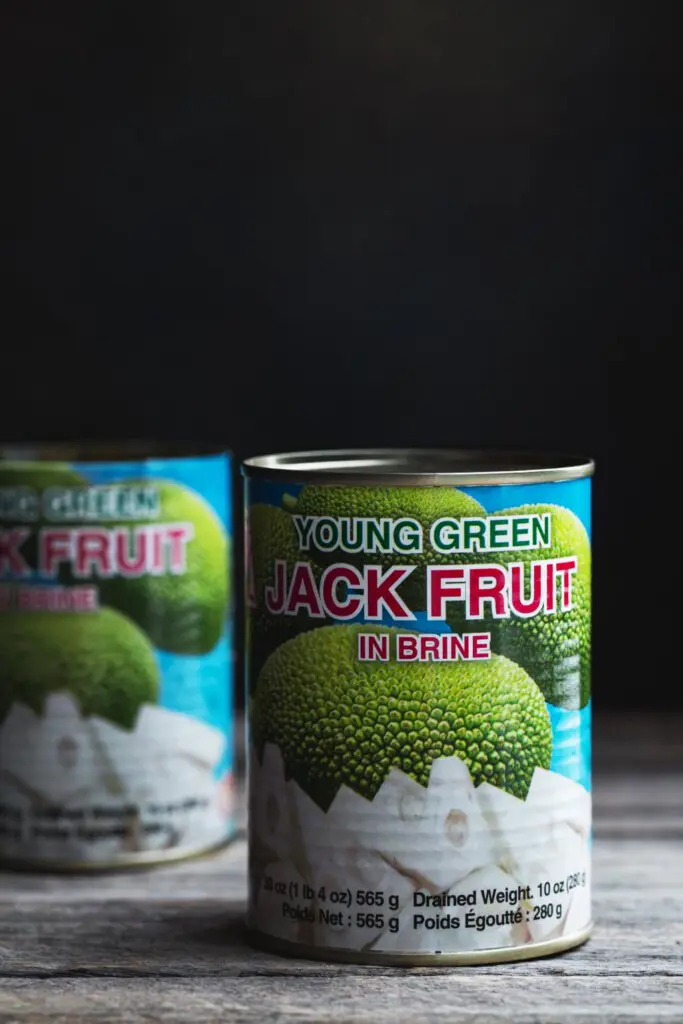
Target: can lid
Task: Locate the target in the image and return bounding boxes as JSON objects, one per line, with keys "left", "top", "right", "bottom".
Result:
{"left": 242, "top": 449, "right": 594, "bottom": 486}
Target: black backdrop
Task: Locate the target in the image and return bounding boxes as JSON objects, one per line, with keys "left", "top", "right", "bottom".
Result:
{"left": 2, "top": 3, "right": 679, "bottom": 708}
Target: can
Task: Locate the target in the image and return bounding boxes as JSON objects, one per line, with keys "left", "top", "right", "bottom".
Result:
{"left": 243, "top": 449, "right": 593, "bottom": 965}
{"left": 0, "top": 442, "right": 236, "bottom": 869}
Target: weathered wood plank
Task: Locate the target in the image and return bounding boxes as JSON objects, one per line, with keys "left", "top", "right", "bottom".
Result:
{"left": 0, "top": 715, "right": 680, "bottom": 1021}
{"left": 0, "top": 838, "right": 681, "bottom": 979}
{"left": 1, "top": 975, "right": 682, "bottom": 1024}
{"left": 0, "top": 839, "right": 246, "bottom": 901}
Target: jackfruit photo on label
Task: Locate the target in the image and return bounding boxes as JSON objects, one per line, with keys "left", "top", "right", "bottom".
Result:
{"left": 0, "top": 607, "right": 159, "bottom": 729}
{"left": 252, "top": 623, "right": 552, "bottom": 810}
{"left": 248, "top": 503, "right": 322, "bottom": 684}
{"left": 95, "top": 480, "right": 230, "bottom": 655}
{"left": 492, "top": 504, "right": 591, "bottom": 710}
{"left": 0, "top": 462, "right": 87, "bottom": 577}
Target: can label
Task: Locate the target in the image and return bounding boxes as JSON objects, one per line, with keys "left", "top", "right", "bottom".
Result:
{"left": 0, "top": 453, "right": 234, "bottom": 865}
{"left": 246, "top": 478, "right": 591, "bottom": 956}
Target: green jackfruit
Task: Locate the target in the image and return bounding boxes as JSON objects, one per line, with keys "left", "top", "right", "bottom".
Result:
{"left": 493, "top": 504, "right": 591, "bottom": 710}
{"left": 98, "top": 480, "right": 229, "bottom": 655}
{"left": 253, "top": 623, "right": 552, "bottom": 809}
{"left": 248, "top": 503, "right": 321, "bottom": 685}
{"left": 0, "top": 607, "right": 159, "bottom": 728}
{"left": 0, "top": 461, "right": 86, "bottom": 575}
{"left": 283, "top": 485, "right": 486, "bottom": 613}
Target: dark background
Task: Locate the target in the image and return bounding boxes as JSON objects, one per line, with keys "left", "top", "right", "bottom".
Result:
{"left": 2, "top": 3, "right": 679, "bottom": 708}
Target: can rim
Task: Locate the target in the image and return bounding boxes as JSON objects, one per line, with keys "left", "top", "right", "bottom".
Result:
{"left": 0, "top": 441, "right": 231, "bottom": 463}
{"left": 247, "top": 922, "right": 593, "bottom": 967}
{"left": 242, "top": 448, "right": 594, "bottom": 486}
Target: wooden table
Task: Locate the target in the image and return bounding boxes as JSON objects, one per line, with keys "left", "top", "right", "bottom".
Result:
{"left": 0, "top": 713, "right": 681, "bottom": 1023}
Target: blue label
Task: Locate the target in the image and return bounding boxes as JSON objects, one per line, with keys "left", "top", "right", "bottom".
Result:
{"left": 75, "top": 454, "right": 234, "bottom": 779}
{"left": 0, "top": 453, "right": 233, "bottom": 780}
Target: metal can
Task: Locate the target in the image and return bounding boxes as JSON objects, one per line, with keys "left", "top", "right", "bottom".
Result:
{"left": 243, "top": 449, "right": 593, "bottom": 965}
{"left": 0, "top": 443, "right": 236, "bottom": 869}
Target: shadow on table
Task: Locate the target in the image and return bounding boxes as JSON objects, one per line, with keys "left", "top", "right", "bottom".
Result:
{"left": 176, "top": 901, "right": 251, "bottom": 953}
{"left": 119, "top": 902, "right": 325, "bottom": 972}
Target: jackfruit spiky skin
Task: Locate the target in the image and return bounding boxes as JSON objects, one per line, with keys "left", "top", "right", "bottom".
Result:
{"left": 493, "top": 504, "right": 591, "bottom": 710}
{"left": 252, "top": 623, "right": 552, "bottom": 810}
{"left": 0, "top": 462, "right": 86, "bottom": 576}
{"left": 284, "top": 486, "right": 486, "bottom": 612}
{"left": 0, "top": 607, "right": 159, "bottom": 728}
{"left": 98, "top": 480, "right": 229, "bottom": 655}
{"left": 248, "top": 504, "right": 321, "bottom": 685}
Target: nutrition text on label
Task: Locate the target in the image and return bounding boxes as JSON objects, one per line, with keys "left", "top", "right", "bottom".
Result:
{"left": 0, "top": 798, "right": 210, "bottom": 845}
{"left": 260, "top": 865, "right": 588, "bottom": 937}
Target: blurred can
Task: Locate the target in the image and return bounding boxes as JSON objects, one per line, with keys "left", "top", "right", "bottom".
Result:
{"left": 0, "top": 443, "right": 236, "bottom": 869}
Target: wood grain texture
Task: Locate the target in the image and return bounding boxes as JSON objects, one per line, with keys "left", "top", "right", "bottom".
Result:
{"left": 0, "top": 714, "right": 681, "bottom": 1022}
{"left": 2, "top": 977, "right": 683, "bottom": 1024}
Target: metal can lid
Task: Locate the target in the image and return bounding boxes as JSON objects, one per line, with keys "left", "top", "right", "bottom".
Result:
{"left": 243, "top": 449, "right": 594, "bottom": 486}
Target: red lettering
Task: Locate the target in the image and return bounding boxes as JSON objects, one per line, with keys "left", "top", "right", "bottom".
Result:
{"left": 74, "top": 529, "right": 111, "bottom": 577}
{"left": 16, "top": 585, "right": 99, "bottom": 612}
{"left": 421, "top": 635, "right": 441, "bottom": 659}
{"left": 115, "top": 527, "right": 147, "bottom": 575}
{"left": 0, "top": 528, "right": 30, "bottom": 576}
{"left": 545, "top": 561, "right": 556, "bottom": 612}
{"left": 427, "top": 566, "right": 466, "bottom": 619}
{"left": 40, "top": 530, "right": 72, "bottom": 576}
{"left": 471, "top": 633, "right": 491, "bottom": 659}
{"left": 467, "top": 566, "right": 507, "bottom": 618}
{"left": 364, "top": 566, "right": 414, "bottom": 620}
{"left": 357, "top": 633, "right": 390, "bottom": 662}
{"left": 367, "top": 634, "right": 389, "bottom": 660}
{"left": 397, "top": 634, "right": 418, "bottom": 660}
{"left": 265, "top": 559, "right": 287, "bottom": 613}
{"left": 509, "top": 562, "right": 544, "bottom": 617}
{"left": 554, "top": 557, "right": 578, "bottom": 611}
{"left": 150, "top": 528, "right": 164, "bottom": 574}
{"left": 285, "top": 562, "right": 324, "bottom": 617}
{"left": 166, "top": 523, "right": 193, "bottom": 573}
{"left": 449, "top": 633, "right": 471, "bottom": 659}
{"left": 320, "top": 565, "right": 363, "bottom": 619}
